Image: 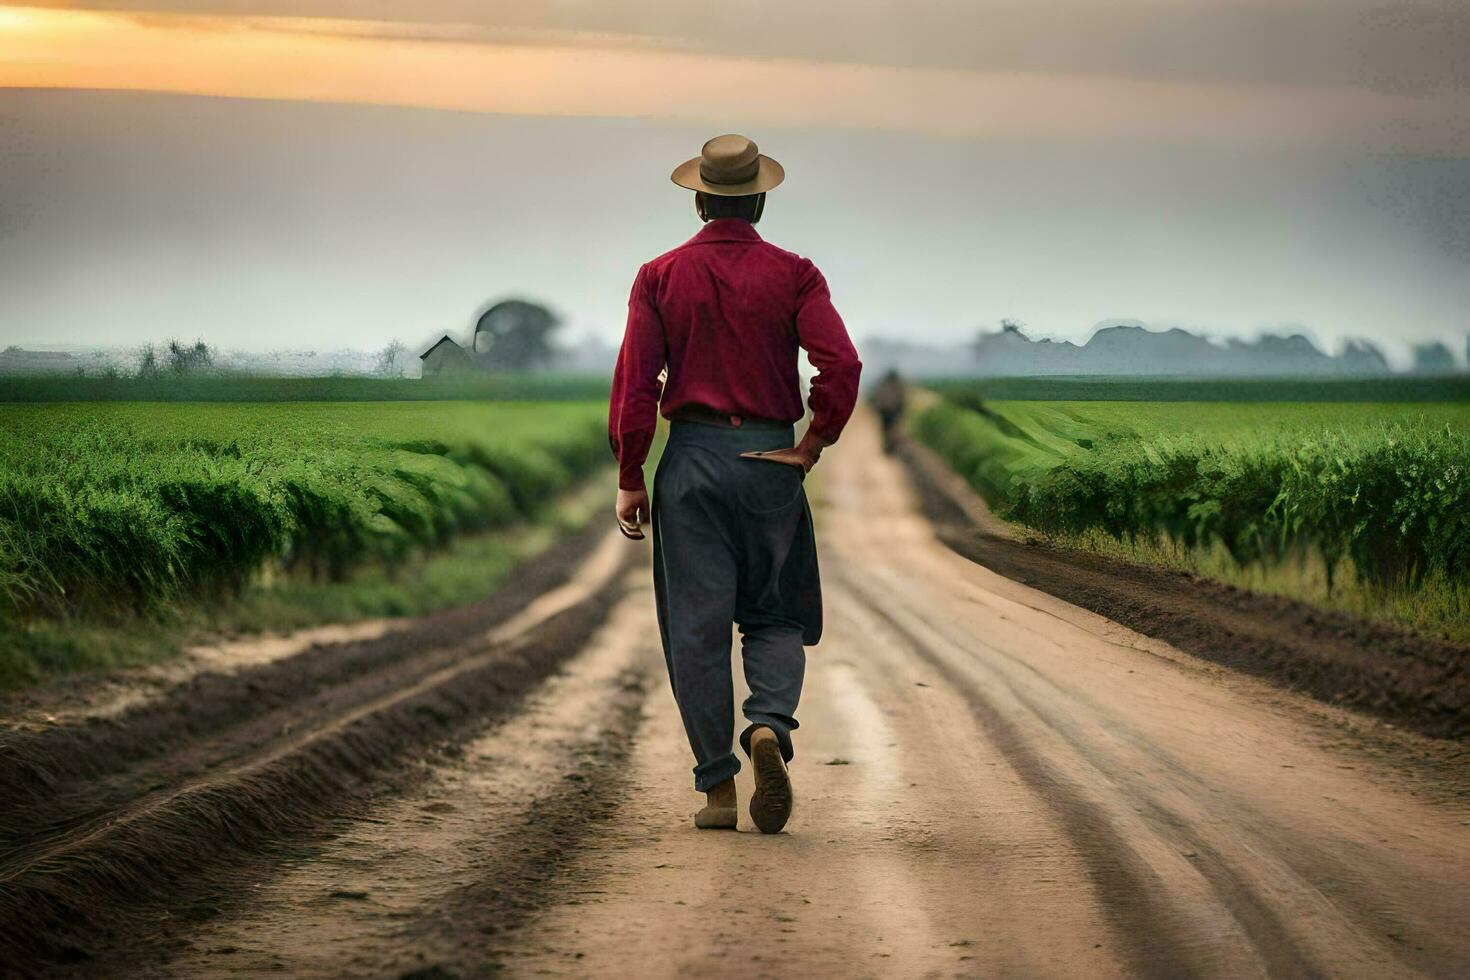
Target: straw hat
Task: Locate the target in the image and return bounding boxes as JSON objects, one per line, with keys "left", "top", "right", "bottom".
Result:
{"left": 671, "top": 134, "right": 784, "bottom": 196}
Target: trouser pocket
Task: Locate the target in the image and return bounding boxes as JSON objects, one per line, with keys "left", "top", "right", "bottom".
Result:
{"left": 733, "top": 457, "right": 805, "bottom": 514}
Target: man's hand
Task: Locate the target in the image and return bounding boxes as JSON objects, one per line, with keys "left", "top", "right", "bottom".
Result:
{"left": 739, "top": 430, "right": 831, "bottom": 474}
{"left": 615, "top": 488, "right": 649, "bottom": 540}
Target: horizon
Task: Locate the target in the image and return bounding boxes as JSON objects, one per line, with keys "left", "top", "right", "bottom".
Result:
{"left": 9, "top": 317, "right": 1466, "bottom": 376}
{"left": 2, "top": 3, "right": 1468, "bottom": 363}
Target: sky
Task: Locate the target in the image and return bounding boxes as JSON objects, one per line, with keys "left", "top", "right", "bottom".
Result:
{"left": 1, "top": 1, "right": 1467, "bottom": 362}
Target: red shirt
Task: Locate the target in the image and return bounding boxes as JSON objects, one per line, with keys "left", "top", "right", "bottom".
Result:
{"left": 609, "top": 218, "right": 862, "bottom": 492}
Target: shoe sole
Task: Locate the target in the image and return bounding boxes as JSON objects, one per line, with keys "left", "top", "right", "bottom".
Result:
{"left": 748, "top": 736, "right": 793, "bottom": 834}
{"left": 694, "top": 805, "right": 738, "bottom": 830}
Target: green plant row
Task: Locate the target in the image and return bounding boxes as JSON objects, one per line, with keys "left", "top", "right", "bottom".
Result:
{"left": 924, "top": 375, "right": 1470, "bottom": 404}
{"left": 0, "top": 373, "right": 612, "bottom": 403}
{"left": 0, "top": 401, "right": 609, "bottom": 621}
{"left": 912, "top": 396, "right": 1470, "bottom": 588}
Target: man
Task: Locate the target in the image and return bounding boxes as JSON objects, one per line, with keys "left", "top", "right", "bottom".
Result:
{"left": 869, "top": 368, "right": 907, "bottom": 453}
{"left": 609, "top": 134, "right": 861, "bottom": 834}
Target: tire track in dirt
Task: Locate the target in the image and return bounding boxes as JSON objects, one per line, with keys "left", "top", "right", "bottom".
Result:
{"left": 896, "top": 434, "right": 1470, "bottom": 738}
{"left": 0, "top": 528, "right": 636, "bottom": 973}
{"left": 837, "top": 566, "right": 1316, "bottom": 979}
{"left": 6, "top": 412, "right": 1467, "bottom": 978}
{"left": 493, "top": 577, "right": 1132, "bottom": 977}
{"left": 884, "top": 570, "right": 1437, "bottom": 975}
{"left": 148, "top": 583, "right": 658, "bottom": 978}
{"left": 0, "top": 517, "right": 620, "bottom": 846}
{"left": 821, "top": 414, "right": 1469, "bottom": 977}
{"left": 492, "top": 411, "right": 1467, "bottom": 978}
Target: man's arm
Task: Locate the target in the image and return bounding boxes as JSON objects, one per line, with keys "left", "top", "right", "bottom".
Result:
{"left": 608, "top": 265, "right": 665, "bottom": 535}
{"left": 794, "top": 258, "right": 862, "bottom": 446}
{"left": 742, "top": 259, "right": 861, "bottom": 472}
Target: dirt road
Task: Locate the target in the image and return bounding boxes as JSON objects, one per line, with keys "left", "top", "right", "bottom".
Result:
{"left": 4, "top": 412, "right": 1468, "bottom": 977}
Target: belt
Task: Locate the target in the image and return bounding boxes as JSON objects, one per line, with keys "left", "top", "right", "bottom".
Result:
{"left": 668, "top": 405, "right": 789, "bottom": 430}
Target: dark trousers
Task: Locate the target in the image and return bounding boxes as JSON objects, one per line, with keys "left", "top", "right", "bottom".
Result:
{"left": 652, "top": 420, "right": 822, "bottom": 792}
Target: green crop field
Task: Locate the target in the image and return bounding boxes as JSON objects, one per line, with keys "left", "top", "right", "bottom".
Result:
{"left": 0, "top": 373, "right": 611, "bottom": 403}
{"left": 0, "top": 401, "right": 608, "bottom": 636}
{"left": 912, "top": 389, "right": 1470, "bottom": 641}
{"left": 923, "top": 375, "right": 1470, "bottom": 404}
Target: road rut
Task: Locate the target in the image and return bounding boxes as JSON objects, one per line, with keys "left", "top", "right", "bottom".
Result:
{"left": 7, "top": 411, "right": 1467, "bottom": 978}
{"left": 499, "top": 413, "right": 1469, "bottom": 978}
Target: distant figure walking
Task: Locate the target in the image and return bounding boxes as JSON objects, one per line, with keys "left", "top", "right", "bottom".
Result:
{"left": 608, "top": 134, "right": 862, "bottom": 833}
{"left": 869, "top": 368, "right": 907, "bottom": 453}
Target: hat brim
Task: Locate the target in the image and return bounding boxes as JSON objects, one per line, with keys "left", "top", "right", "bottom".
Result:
{"left": 671, "top": 154, "right": 784, "bottom": 196}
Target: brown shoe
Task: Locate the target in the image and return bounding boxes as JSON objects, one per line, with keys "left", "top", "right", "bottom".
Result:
{"left": 694, "top": 777, "right": 737, "bottom": 830}
{"left": 747, "top": 727, "right": 793, "bottom": 834}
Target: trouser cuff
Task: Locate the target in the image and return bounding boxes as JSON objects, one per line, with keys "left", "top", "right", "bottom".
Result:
{"left": 740, "top": 719, "right": 795, "bottom": 764}
{"left": 693, "top": 752, "right": 741, "bottom": 792}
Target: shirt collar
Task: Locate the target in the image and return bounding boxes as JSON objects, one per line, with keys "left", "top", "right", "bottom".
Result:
{"left": 687, "top": 218, "right": 764, "bottom": 245}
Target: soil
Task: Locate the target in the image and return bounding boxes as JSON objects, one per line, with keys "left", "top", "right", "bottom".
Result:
{"left": 1, "top": 411, "right": 1466, "bottom": 978}
{"left": 895, "top": 433, "right": 1470, "bottom": 740}
{"left": 0, "top": 520, "right": 633, "bottom": 970}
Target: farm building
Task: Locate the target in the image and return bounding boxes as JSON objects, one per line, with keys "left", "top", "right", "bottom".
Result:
{"left": 418, "top": 335, "right": 473, "bottom": 378}
{"left": 417, "top": 299, "right": 561, "bottom": 376}
{"left": 0, "top": 348, "right": 79, "bottom": 374}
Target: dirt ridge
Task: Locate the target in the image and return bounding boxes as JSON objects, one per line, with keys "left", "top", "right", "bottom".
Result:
{"left": 0, "top": 518, "right": 612, "bottom": 850}
{"left": 405, "top": 667, "right": 650, "bottom": 977}
{"left": 895, "top": 434, "right": 1469, "bottom": 740}
{"left": 836, "top": 565, "right": 1333, "bottom": 978}
{"left": 0, "top": 529, "right": 635, "bottom": 974}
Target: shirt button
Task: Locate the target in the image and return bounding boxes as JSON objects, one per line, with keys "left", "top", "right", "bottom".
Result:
{"left": 730, "top": 415, "right": 743, "bottom": 427}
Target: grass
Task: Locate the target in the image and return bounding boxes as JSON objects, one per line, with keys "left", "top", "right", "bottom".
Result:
{"left": 911, "top": 391, "right": 1470, "bottom": 643}
{"left": 1039, "top": 524, "right": 1470, "bottom": 646}
{"left": 213, "top": 473, "right": 608, "bottom": 633}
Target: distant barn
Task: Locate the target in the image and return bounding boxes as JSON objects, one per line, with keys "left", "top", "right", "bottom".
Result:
{"left": 0, "top": 348, "right": 78, "bottom": 375}
{"left": 417, "top": 298, "right": 560, "bottom": 377}
{"left": 418, "top": 335, "right": 473, "bottom": 378}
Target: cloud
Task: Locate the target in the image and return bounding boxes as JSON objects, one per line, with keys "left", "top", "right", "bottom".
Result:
{"left": 15, "top": 0, "right": 1470, "bottom": 95}
{"left": 116, "top": 10, "right": 674, "bottom": 52}
{"left": 2, "top": 5, "right": 1467, "bottom": 154}
{"left": 4, "top": 90, "right": 1468, "bottom": 357}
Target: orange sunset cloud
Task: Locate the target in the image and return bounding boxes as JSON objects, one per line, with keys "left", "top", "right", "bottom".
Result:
{"left": 1, "top": 4, "right": 1466, "bottom": 153}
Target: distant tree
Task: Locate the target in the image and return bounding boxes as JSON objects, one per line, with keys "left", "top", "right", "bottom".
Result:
{"left": 373, "top": 339, "right": 409, "bottom": 378}
{"left": 1337, "top": 339, "right": 1390, "bottom": 375}
{"left": 472, "top": 299, "right": 561, "bottom": 371}
{"left": 165, "top": 339, "right": 214, "bottom": 375}
{"left": 1412, "top": 341, "right": 1455, "bottom": 375}
{"left": 137, "top": 343, "right": 162, "bottom": 380}
{"left": 972, "top": 318, "right": 1025, "bottom": 358}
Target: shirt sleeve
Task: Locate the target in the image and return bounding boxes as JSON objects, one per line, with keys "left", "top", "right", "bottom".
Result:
{"left": 608, "top": 263, "right": 666, "bottom": 492}
{"left": 795, "top": 259, "right": 862, "bottom": 444}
